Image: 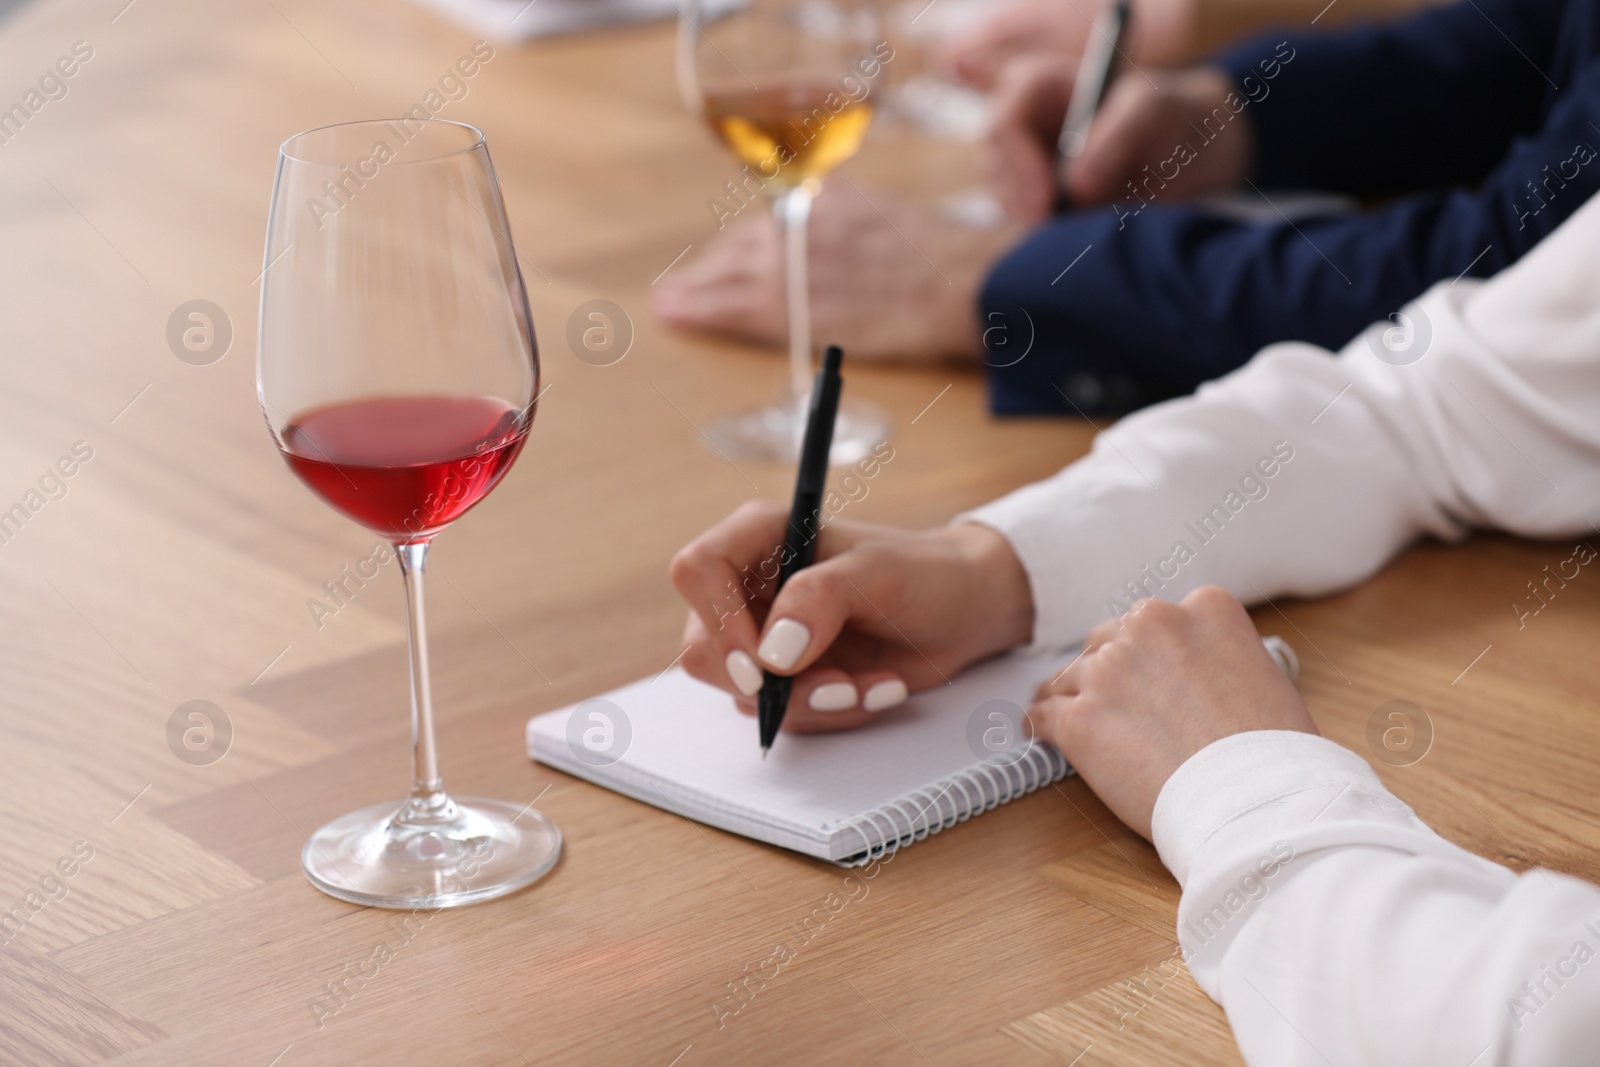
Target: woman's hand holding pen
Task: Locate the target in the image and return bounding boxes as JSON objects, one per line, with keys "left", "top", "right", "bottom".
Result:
{"left": 986, "top": 64, "right": 1254, "bottom": 221}
{"left": 672, "top": 508, "right": 1315, "bottom": 840}
{"left": 669, "top": 503, "right": 1034, "bottom": 731}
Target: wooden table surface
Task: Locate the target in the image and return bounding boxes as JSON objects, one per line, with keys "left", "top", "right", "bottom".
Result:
{"left": 3, "top": 1, "right": 1599, "bottom": 1064}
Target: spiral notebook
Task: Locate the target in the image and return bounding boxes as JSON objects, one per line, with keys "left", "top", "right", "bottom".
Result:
{"left": 525, "top": 651, "right": 1076, "bottom": 866}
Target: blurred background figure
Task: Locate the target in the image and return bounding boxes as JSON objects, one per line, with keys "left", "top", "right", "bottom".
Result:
{"left": 932, "top": 0, "right": 1448, "bottom": 92}
{"left": 657, "top": 0, "right": 1595, "bottom": 419}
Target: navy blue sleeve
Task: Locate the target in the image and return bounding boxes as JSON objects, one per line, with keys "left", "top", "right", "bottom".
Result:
{"left": 981, "top": 51, "right": 1600, "bottom": 416}
{"left": 1217, "top": 0, "right": 1565, "bottom": 195}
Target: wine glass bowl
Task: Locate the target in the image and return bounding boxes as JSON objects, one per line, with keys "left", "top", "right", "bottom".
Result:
{"left": 699, "top": 83, "right": 875, "bottom": 196}
{"left": 278, "top": 394, "right": 529, "bottom": 543}
{"left": 679, "top": 0, "right": 892, "bottom": 463}
{"left": 259, "top": 118, "right": 560, "bottom": 909}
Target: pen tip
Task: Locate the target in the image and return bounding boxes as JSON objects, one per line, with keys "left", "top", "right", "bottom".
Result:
{"left": 761, "top": 746, "right": 769, "bottom": 760}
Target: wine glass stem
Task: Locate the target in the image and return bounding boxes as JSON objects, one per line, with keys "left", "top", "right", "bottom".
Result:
{"left": 775, "top": 184, "right": 815, "bottom": 400}
{"left": 395, "top": 542, "right": 448, "bottom": 818}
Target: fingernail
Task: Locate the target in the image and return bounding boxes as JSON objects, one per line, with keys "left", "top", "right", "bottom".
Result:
{"left": 809, "top": 682, "right": 858, "bottom": 712}
{"left": 862, "top": 679, "right": 908, "bottom": 713}
{"left": 757, "top": 618, "right": 810, "bottom": 671}
{"left": 725, "top": 649, "right": 764, "bottom": 697}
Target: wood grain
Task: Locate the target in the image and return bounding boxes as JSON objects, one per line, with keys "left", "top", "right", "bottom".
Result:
{"left": 1, "top": 0, "right": 1597, "bottom": 1064}
{"left": 0, "top": 947, "right": 164, "bottom": 1067}
{"left": 1021, "top": 835, "right": 1242, "bottom": 1066}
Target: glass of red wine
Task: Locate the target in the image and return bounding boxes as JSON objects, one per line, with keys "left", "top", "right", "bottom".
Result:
{"left": 258, "top": 118, "right": 561, "bottom": 909}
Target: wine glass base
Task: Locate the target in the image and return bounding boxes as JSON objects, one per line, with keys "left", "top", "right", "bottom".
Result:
{"left": 302, "top": 796, "right": 562, "bottom": 910}
{"left": 702, "top": 395, "right": 891, "bottom": 464}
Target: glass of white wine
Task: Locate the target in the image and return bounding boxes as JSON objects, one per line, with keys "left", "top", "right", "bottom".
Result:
{"left": 679, "top": 0, "right": 892, "bottom": 464}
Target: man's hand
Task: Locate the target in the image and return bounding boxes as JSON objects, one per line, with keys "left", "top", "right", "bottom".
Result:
{"left": 651, "top": 182, "right": 1019, "bottom": 360}
{"left": 669, "top": 503, "right": 1035, "bottom": 730}
{"left": 987, "top": 63, "right": 1255, "bottom": 221}
{"left": 931, "top": 0, "right": 1099, "bottom": 92}
{"left": 1027, "top": 587, "right": 1317, "bottom": 840}
{"left": 932, "top": 0, "right": 1201, "bottom": 91}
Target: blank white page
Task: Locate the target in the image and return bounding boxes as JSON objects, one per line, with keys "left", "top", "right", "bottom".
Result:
{"left": 526, "top": 651, "right": 1076, "bottom": 863}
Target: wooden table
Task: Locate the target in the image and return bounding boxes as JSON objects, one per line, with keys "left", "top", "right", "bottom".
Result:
{"left": 3, "top": 1, "right": 1598, "bottom": 1064}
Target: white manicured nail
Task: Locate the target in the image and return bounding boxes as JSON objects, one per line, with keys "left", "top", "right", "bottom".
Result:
{"left": 809, "top": 682, "right": 858, "bottom": 712}
{"left": 757, "top": 618, "right": 810, "bottom": 671}
{"left": 862, "top": 679, "right": 908, "bottom": 713}
{"left": 725, "top": 650, "right": 763, "bottom": 697}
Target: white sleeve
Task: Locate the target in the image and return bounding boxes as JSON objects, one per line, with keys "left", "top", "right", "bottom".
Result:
{"left": 963, "top": 191, "right": 1600, "bottom": 650}
{"left": 1153, "top": 731, "right": 1600, "bottom": 1066}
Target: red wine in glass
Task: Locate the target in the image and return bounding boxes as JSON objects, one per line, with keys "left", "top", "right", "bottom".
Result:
{"left": 280, "top": 395, "right": 528, "bottom": 542}
{"left": 258, "top": 117, "right": 560, "bottom": 909}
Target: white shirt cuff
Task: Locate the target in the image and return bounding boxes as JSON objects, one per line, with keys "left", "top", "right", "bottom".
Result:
{"left": 1151, "top": 730, "right": 1409, "bottom": 887}
{"left": 955, "top": 496, "right": 1095, "bottom": 653}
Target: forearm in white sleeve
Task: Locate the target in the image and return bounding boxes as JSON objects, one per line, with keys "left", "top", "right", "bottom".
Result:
{"left": 965, "top": 191, "right": 1600, "bottom": 649}
{"left": 1154, "top": 731, "right": 1600, "bottom": 1065}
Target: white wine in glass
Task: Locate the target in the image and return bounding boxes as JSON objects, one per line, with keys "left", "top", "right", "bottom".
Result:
{"left": 681, "top": 0, "right": 893, "bottom": 463}
{"left": 703, "top": 82, "right": 874, "bottom": 190}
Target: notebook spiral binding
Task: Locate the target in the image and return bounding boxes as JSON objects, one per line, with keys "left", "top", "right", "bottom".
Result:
{"left": 833, "top": 743, "right": 1072, "bottom": 868}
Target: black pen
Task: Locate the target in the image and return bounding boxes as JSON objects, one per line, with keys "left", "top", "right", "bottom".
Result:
{"left": 1054, "top": 0, "right": 1131, "bottom": 214}
{"left": 758, "top": 344, "right": 845, "bottom": 758}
